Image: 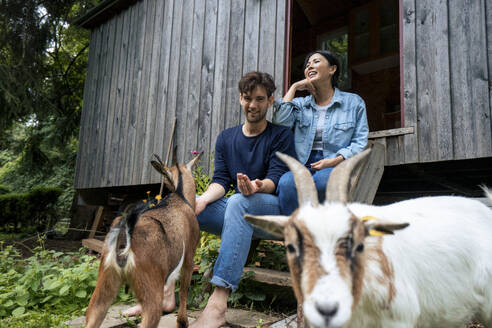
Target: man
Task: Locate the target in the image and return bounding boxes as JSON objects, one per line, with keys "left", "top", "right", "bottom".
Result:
{"left": 123, "top": 72, "right": 296, "bottom": 328}
{"left": 190, "top": 71, "right": 296, "bottom": 328}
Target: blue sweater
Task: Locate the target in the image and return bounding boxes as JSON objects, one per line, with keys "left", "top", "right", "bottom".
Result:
{"left": 212, "top": 122, "right": 296, "bottom": 193}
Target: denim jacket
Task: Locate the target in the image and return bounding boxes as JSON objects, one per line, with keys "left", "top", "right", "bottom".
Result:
{"left": 272, "top": 88, "right": 369, "bottom": 165}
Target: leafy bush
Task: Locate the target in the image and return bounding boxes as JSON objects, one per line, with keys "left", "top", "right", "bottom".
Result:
{"left": 0, "top": 187, "right": 62, "bottom": 231}
{"left": 0, "top": 243, "right": 133, "bottom": 321}
{"left": 0, "top": 185, "right": 10, "bottom": 195}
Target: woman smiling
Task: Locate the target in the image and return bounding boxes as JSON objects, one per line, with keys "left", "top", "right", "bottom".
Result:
{"left": 273, "top": 50, "right": 369, "bottom": 215}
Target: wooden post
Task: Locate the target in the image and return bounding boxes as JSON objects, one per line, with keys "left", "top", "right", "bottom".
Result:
{"left": 88, "top": 206, "right": 104, "bottom": 239}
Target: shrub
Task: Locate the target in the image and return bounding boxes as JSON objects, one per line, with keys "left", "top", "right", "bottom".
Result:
{"left": 0, "top": 187, "right": 62, "bottom": 231}
{"left": 0, "top": 244, "right": 133, "bottom": 320}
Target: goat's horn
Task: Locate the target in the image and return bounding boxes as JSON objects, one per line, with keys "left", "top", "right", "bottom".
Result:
{"left": 276, "top": 152, "right": 319, "bottom": 207}
{"left": 186, "top": 152, "right": 203, "bottom": 170}
{"left": 325, "top": 147, "right": 372, "bottom": 203}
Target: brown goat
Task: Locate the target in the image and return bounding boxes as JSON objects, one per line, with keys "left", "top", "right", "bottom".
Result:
{"left": 85, "top": 154, "right": 201, "bottom": 328}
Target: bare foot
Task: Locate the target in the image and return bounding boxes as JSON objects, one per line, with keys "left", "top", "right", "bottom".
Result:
{"left": 122, "top": 284, "right": 176, "bottom": 317}
{"left": 189, "top": 287, "right": 229, "bottom": 328}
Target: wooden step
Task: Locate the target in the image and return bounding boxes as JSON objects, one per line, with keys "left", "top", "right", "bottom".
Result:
{"left": 82, "top": 238, "right": 293, "bottom": 288}
{"left": 243, "top": 267, "right": 292, "bottom": 287}
{"left": 82, "top": 238, "right": 103, "bottom": 253}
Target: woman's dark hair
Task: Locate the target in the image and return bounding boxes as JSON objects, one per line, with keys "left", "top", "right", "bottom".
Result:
{"left": 304, "top": 50, "right": 341, "bottom": 88}
{"left": 238, "top": 71, "right": 276, "bottom": 97}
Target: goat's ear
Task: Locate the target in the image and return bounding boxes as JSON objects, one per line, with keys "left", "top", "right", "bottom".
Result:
{"left": 151, "top": 160, "right": 176, "bottom": 192}
{"left": 186, "top": 152, "right": 203, "bottom": 171}
{"left": 361, "top": 216, "right": 409, "bottom": 237}
{"left": 244, "top": 214, "right": 289, "bottom": 239}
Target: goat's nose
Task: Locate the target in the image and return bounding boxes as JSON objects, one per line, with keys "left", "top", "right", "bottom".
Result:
{"left": 315, "top": 301, "right": 339, "bottom": 321}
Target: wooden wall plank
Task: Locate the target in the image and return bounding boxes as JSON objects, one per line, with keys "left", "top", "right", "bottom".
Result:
{"left": 141, "top": 0, "right": 165, "bottom": 184}
{"left": 116, "top": 4, "right": 138, "bottom": 186}
{"left": 258, "top": 0, "right": 276, "bottom": 75}
{"left": 83, "top": 27, "right": 105, "bottom": 188}
{"left": 124, "top": 0, "right": 146, "bottom": 185}
{"left": 259, "top": 0, "right": 277, "bottom": 122}
{"left": 225, "top": 0, "right": 246, "bottom": 129}
{"left": 174, "top": 0, "right": 195, "bottom": 164}
{"left": 402, "top": 0, "right": 418, "bottom": 164}
{"left": 75, "top": 27, "right": 98, "bottom": 188}
{"left": 415, "top": 0, "right": 452, "bottom": 162}
{"left": 385, "top": 135, "right": 405, "bottom": 165}
{"left": 487, "top": 0, "right": 492, "bottom": 149}
{"left": 102, "top": 13, "right": 125, "bottom": 187}
{"left": 163, "top": 0, "right": 183, "bottom": 167}
{"left": 197, "top": 0, "right": 218, "bottom": 172}
{"left": 184, "top": 0, "right": 206, "bottom": 167}
{"left": 240, "top": 0, "right": 261, "bottom": 123}
{"left": 81, "top": 26, "right": 104, "bottom": 188}
{"left": 449, "top": 0, "right": 491, "bottom": 159}
{"left": 210, "top": 0, "right": 231, "bottom": 172}
{"left": 109, "top": 10, "right": 131, "bottom": 187}
{"left": 92, "top": 19, "right": 117, "bottom": 187}
{"left": 131, "top": 0, "right": 155, "bottom": 184}
{"left": 152, "top": 0, "right": 174, "bottom": 183}
{"left": 274, "top": 0, "right": 286, "bottom": 100}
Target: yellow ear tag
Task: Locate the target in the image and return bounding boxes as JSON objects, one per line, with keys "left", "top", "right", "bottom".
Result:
{"left": 369, "top": 229, "right": 386, "bottom": 237}
{"left": 361, "top": 216, "right": 380, "bottom": 222}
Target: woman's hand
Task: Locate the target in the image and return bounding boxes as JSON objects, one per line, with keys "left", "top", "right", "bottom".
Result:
{"left": 294, "top": 79, "right": 317, "bottom": 94}
{"left": 310, "top": 155, "right": 344, "bottom": 171}
{"left": 282, "top": 79, "right": 318, "bottom": 102}
{"left": 237, "top": 173, "right": 263, "bottom": 196}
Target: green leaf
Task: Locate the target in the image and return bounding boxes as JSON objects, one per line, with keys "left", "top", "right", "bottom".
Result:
{"left": 15, "top": 294, "right": 29, "bottom": 306}
{"left": 4, "top": 299, "right": 14, "bottom": 307}
{"left": 244, "top": 291, "right": 266, "bottom": 302}
{"left": 41, "top": 295, "right": 53, "bottom": 303}
{"left": 59, "top": 285, "right": 70, "bottom": 296}
{"left": 12, "top": 306, "right": 25, "bottom": 317}
{"left": 75, "top": 290, "right": 86, "bottom": 298}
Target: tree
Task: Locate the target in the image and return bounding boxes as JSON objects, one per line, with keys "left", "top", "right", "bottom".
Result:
{"left": 0, "top": 0, "right": 99, "bottom": 217}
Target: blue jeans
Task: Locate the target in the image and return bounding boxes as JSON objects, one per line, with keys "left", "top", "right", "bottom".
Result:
{"left": 277, "top": 150, "right": 333, "bottom": 215}
{"left": 197, "top": 193, "right": 279, "bottom": 291}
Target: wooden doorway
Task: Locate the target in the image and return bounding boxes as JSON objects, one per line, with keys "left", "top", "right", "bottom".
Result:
{"left": 287, "top": 0, "right": 401, "bottom": 132}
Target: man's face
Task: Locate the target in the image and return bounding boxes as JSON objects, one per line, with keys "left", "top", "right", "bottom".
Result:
{"left": 240, "top": 85, "right": 274, "bottom": 124}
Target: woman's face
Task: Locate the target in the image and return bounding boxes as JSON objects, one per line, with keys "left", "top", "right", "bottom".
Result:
{"left": 304, "top": 53, "right": 336, "bottom": 85}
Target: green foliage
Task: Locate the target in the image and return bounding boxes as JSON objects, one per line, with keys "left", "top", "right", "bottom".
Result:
{"left": 0, "top": 187, "right": 62, "bottom": 231}
{"left": 0, "top": 243, "right": 133, "bottom": 324}
{"left": 0, "top": 186, "right": 10, "bottom": 195}
{"left": 0, "top": 311, "right": 72, "bottom": 328}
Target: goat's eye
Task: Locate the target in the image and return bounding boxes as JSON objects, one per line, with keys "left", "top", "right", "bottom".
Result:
{"left": 286, "top": 244, "right": 296, "bottom": 254}
{"left": 356, "top": 243, "right": 364, "bottom": 253}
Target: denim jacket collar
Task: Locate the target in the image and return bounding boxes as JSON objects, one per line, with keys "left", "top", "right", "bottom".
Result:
{"left": 307, "top": 88, "right": 343, "bottom": 109}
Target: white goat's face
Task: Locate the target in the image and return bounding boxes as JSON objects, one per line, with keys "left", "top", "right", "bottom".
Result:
{"left": 244, "top": 202, "right": 409, "bottom": 328}
{"left": 285, "top": 203, "right": 367, "bottom": 328}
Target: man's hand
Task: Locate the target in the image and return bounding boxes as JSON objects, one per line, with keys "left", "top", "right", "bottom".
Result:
{"left": 237, "top": 173, "right": 263, "bottom": 196}
{"left": 195, "top": 197, "right": 208, "bottom": 215}
{"left": 310, "top": 155, "right": 344, "bottom": 171}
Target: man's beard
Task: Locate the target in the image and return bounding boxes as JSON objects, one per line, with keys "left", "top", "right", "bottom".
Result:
{"left": 245, "top": 110, "right": 266, "bottom": 123}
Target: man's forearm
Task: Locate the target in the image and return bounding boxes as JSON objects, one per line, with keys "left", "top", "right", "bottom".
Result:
{"left": 258, "top": 178, "right": 276, "bottom": 194}
{"left": 199, "top": 182, "right": 226, "bottom": 204}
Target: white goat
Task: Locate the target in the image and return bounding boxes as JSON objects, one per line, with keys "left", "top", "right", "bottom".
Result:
{"left": 245, "top": 152, "right": 492, "bottom": 328}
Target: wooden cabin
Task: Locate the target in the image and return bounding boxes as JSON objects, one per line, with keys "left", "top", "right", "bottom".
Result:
{"left": 73, "top": 0, "right": 492, "bottom": 206}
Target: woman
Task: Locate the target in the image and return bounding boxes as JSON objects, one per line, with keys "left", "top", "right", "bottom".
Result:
{"left": 273, "top": 50, "right": 369, "bottom": 215}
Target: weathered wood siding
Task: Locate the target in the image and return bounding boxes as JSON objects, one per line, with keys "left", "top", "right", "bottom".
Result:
{"left": 387, "top": 0, "right": 492, "bottom": 166}
{"left": 75, "top": 0, "right": 287, "bottom": 189}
